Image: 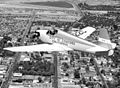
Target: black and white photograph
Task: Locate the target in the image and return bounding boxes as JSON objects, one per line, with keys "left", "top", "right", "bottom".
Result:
{"left": 0, "top": 0, "right": 120, "bottom": 88}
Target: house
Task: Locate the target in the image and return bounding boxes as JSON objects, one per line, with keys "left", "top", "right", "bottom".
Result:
{"left": 61, "top": 77, "right": 74, "bottom": 85}
{"left": 0, "top": 70, "right": 6, "bottom": 75}
{"left": 13, "top": 73, "right": 22, "bottom": 77}
{"left": 33, "top": 79, "right": 39, "bottom": 83}
{"left": 60, "top": 56, "right": 71, "bottom": 65}
{"left": 42, "top": 54, "right": 53, "bottom": 62}
{"left": 61, "top": 84, "right": 80, "bottom": 88}
{"left": 20, "top": 53, "right": 30, "bottom": 61}
{"left": 0, "top": 57, "right": 3, "bottom": 63}
{"left": 0, "top": 74, "right": 4, "bottom": 78}
{"left": 0, "top": 65, "right": 7, "bottom": 70}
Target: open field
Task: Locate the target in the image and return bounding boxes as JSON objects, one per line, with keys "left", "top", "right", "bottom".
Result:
{"left": 0, "top": 0, "right": 119, "bottom": 6}
{"left": 23, "top": 1, "right": 73, "bottom": 8}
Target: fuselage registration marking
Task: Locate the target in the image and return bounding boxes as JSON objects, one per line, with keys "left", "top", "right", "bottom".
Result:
{"left": 49, "top": 35, "right": 75, "bottom": 46}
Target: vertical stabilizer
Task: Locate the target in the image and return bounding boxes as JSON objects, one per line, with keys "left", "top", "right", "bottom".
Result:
{"left": 99, "top": 28, "right": 111, "bottom": 42}
{"left": 98, "top": 28, "right": 112, "bottom": 49}
{"left": 97, "top": 28, "right": 116, "bottom": 56}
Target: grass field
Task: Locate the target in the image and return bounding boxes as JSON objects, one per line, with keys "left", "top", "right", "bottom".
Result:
{"left": 23, "top": 1, "right": 73, "bottom": 8}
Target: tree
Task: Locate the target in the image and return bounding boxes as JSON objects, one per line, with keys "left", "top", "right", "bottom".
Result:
{"left": 65, "top": 73, "right": 69, "bottom": 76}
{"left": 74, "top": 53, "right": 80, "bottom": 59}
{"left": 28, "top": 70, "right": 37, "bottom": 75}
{"left": 38, "top": 77, "right": 42, "bottom": 83}
{"left": 0, "top": 79, "right": 2, "bottom": 86}
{"left": 62, "top": 62, "right": 69, "bottom": 69}
{"left": 74, "top": 70, "right": 80, "bottom": 78}
{"left": 85, "top": 65, "right": 90, "bottom": 73}
{"left": 3, "top": 50, "right": 15, "bottom": 57}
{"left": 49, "top": 64, "right": 54, "bottom": 75}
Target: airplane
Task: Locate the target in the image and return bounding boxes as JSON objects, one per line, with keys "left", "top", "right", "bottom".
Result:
{"left": 37, "top": 26, "right": 96, "bottom": 39}
{"left": 4, "top": 26, "right": 116, "bottom": 56}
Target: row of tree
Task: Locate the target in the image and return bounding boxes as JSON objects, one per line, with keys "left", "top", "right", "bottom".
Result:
{"left": 14, "top": 60, "right": 54, "bottom": 76}
{"left": 79, "top": 14, "right": 115, "bottom": 27}
{"left": 78, "top": 3, "right": 120, "bottom": 11}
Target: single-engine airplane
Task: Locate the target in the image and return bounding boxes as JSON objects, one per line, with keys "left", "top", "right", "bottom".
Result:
{"left": 38, "top": 26, "right": 96, "bottom": 39}
{"left": 4, "top": 26, "right": 116, "bottom": 56}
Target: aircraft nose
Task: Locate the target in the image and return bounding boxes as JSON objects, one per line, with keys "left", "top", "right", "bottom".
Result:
{"left": 36, "top": 31, "right": 40, "bottom": 37}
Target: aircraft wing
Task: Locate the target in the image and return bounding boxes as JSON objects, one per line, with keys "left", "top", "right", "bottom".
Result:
{"left": 4, "top": 43, "right": 72, "bottom": 52}
{"left": 78, "top": 27, "right": 96, "bottom": 39}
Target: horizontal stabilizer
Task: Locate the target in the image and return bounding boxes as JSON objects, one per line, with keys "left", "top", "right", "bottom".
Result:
{"left": 78, "top": 27, "right": 96, "bottom": 39}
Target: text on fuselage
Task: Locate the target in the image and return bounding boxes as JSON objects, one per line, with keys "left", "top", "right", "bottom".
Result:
{"left": 49, "top": 35, "right": 75, "bottom": 46}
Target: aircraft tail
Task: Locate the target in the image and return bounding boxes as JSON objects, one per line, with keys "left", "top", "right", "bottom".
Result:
{"left": 98, "top": 28, "right": 111, "bottom": 48}
{"left": 97, "top": 28, "right": 116, "bottom": 56}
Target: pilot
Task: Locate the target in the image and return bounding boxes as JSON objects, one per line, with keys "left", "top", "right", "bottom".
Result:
{"left": 47, "top": 25, "right": 58, "bottom": 35}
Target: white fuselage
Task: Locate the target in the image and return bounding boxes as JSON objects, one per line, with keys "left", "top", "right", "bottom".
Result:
{"left": 37, "top": 29, "right": 108, "bottom": 53}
